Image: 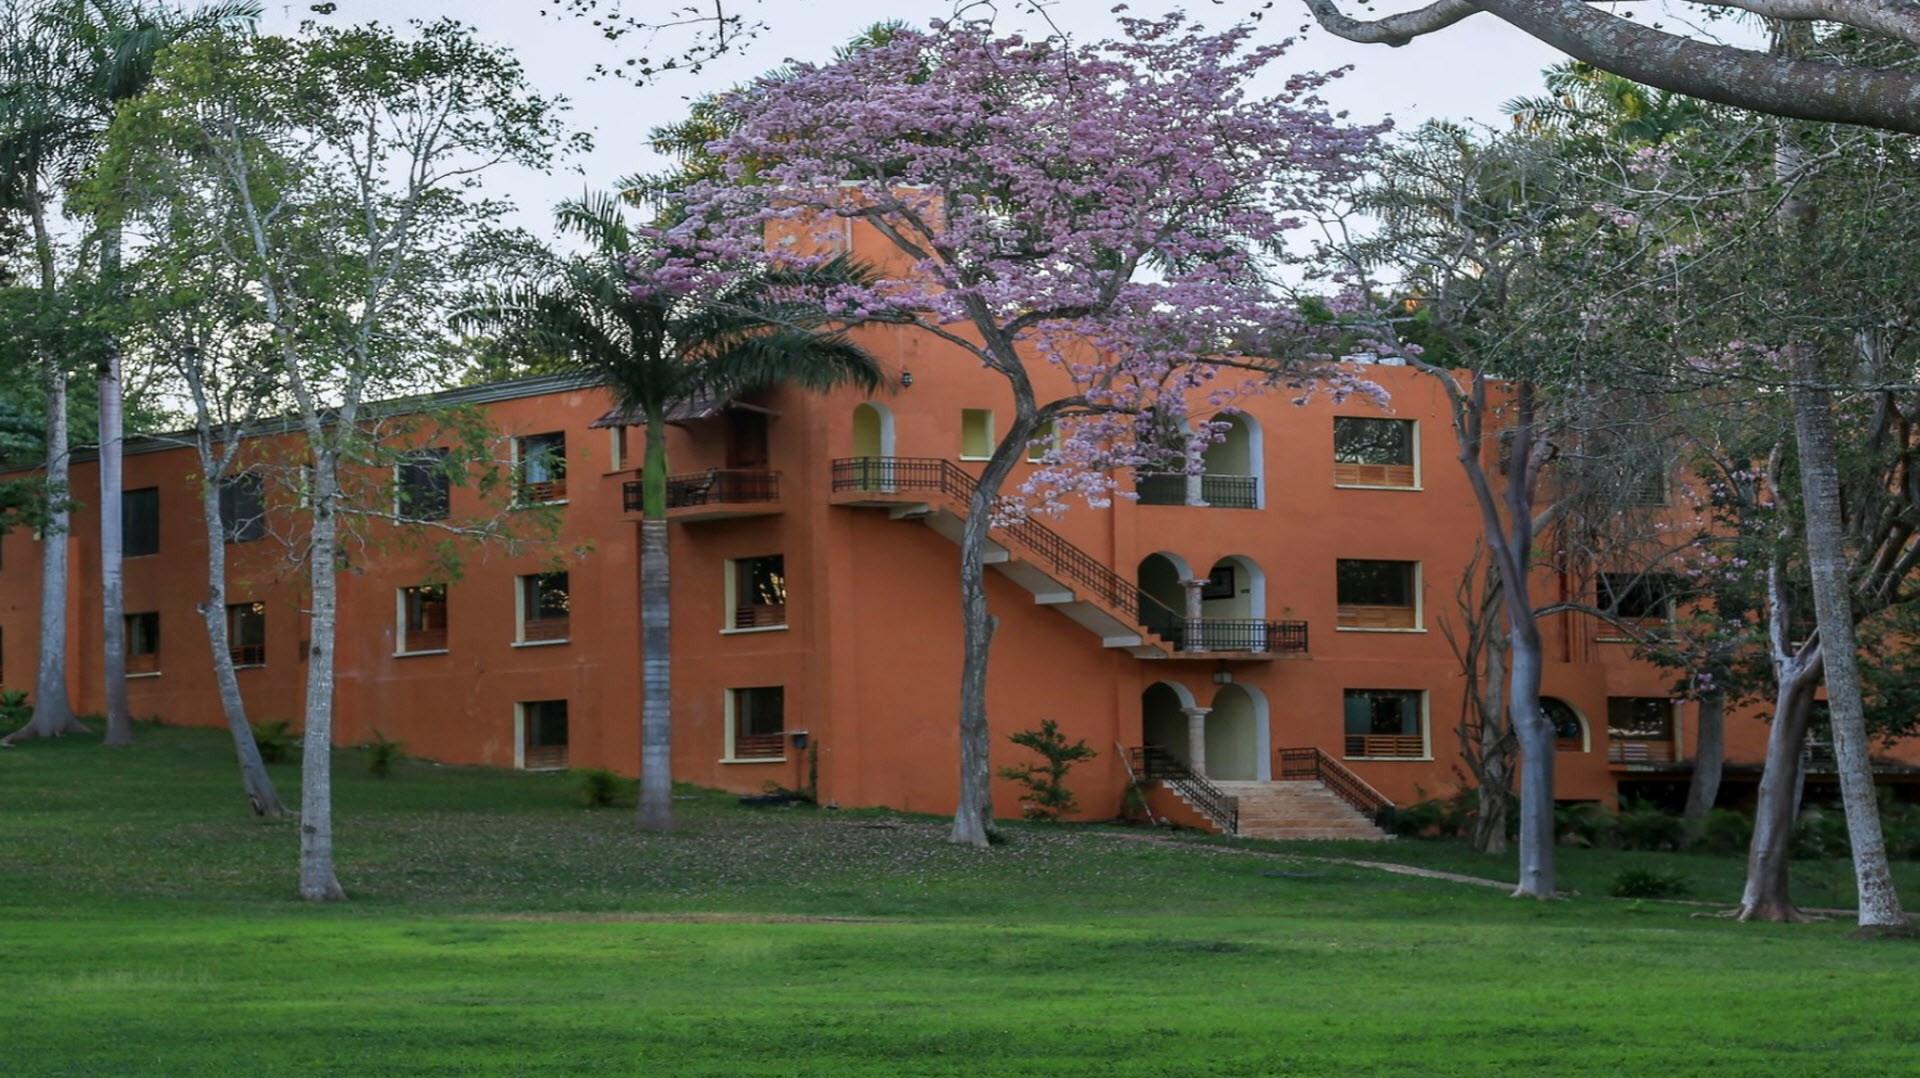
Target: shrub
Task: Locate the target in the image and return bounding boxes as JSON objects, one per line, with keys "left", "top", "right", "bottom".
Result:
{"left": 0, "top": 689, "right": 29, "bottom": 730}
{"left": 1881, "top": 801, "right": 1920, "bottom": 861}
{"left": 1616, "top": 805, "right": 1685, "bottom": 852}
{"left": 997, "top": 719, "right": 1096, "bottom": 821}
{"left": 577, "top": 768, "right": 628, "bottom": 809}
{"left": 1791, "top": 806, "right": 1851, "bottom": 860}
{"left": 1555, "top": 802, "right": 1616, "bottom": 848}
{"left": 366, "top": 730, "right": 404, "bottom": 778}
{"left": 250, "top": 720, "right": 296, "bottom": 764}
{"left": 1609, "top": 868, "right": 1692, "bottom": 899}
{"left": 1692, "top": 808, "right": 1753, "bottom": 855}
{"left": 1382, "top": 798, "right": 1446, "bottom": 838}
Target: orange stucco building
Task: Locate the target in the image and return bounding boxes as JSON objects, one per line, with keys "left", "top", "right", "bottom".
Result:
{"left": 7, "top": 225, "right": 1919, "bottom": 832}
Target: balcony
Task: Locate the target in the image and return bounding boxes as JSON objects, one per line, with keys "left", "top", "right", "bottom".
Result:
{"left": 1138, "top": 606, "right": 1309, "bottom": 658}
{"left": 1133, "top": 472, "right": 1259, "bottom": 509}
{"left": 1608, "top": 739, "right": 1678, "bottom": 766}
{"left": 623, "top": 469, "right": 782, "bottom": 521}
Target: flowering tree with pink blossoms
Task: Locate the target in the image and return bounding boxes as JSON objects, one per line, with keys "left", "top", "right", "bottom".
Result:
{"left": 680, "top": 14, "right": 1382, "bottom": 846}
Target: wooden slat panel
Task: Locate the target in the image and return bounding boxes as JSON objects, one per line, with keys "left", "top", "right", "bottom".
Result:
{"left": 733, "top": 604, "right": 788, "bottom": 629}
{"left": 126, "top": 653, "right": 160, "bottom": 675}
{"left": 522, "top": 478, "right": 567, "bottom": 504}
{"left": 1344, "top": 734, "right": 1424, "bottom": 758}
{"left": 1337, "top": 604, "right": 1418, "bottom": 630}
{"left": 1333, "top": 461, "right": 1416, "bottom": 488}
{"left": 402, "top": 627, "right": 447, "bottom": 652}
{"left": 733, "top": 733, "right": 785, "bottom": 759}
{"left": 1607, "top": 740, "right": 1675, "bottom": 764}
{"left": 523, "top": 744, "right": 568, "bottom": 770}
{"left": 522, "top": 617, "right": 569, "bottom": 642}
{"left": 230, "top": 644, "right": 266, "bottom": 667}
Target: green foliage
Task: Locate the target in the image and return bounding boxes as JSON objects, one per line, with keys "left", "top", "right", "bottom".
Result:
{"left": 1609, "top": 868, "right": 1692, "bottom": 899}
{"left": 1791, "top": 806, "right": 1853, "bottom": 861}
{"left": 1691, "top": 809, "right": 1753, "bottom": 856}
{"left": 1555, "top": 802, "right": 1618, "bottom": 848}
{"left": 248, "top": 719, "right": 295, "bottom": 764}
{"left": 1615, "top": 805, "right": 1686, "bottom": 852}
{"left": 996, "top": 720, "right": 1096, "bottom": 821}
{"left": 0, "top": 688, "right": 30, "bottom": 728}
{"left": 1381, "top": 798, "right": 1445, "bottom": 839}
{"left": 576, "top": 768, "right": 629, "bottom": 809}
{"left": 366, "top": 730, "right": 403, "bottom": 778}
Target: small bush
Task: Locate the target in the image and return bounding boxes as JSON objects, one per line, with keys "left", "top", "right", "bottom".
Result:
{"left": 1555, "top": 802, "right": 1616, "bottom": 848}
{"left": 366, "top": 730, "right": 404, "bottom": 778}
{"left": 1382, "top": 798, "right": 1446, "bottom": 838}
{"left": 1616, "top": 805, "right": 1685, "bottom": 852}
{"left": 576, "top": 768, "right": 628, "bottom": 809}
{"left": 1609, "top": 868, "right": 1692, "bottom": 899}
{"left": 997, "top": 719, "right": 1096, "bottom": 821}
{"left": 1692, "top": 808, "right": 1753, "bottom": 855}
{"left": 250, "top": 720, "right": 296, "bottom": 764}
{"left": 0, "top": 689, "right": 29, "bottom": 729}
{"left": 1881, "top": 801, "right": 1920, "bottom": 861}
{"left": 1791, "top": 806, "right": 1852, "bottom": 860}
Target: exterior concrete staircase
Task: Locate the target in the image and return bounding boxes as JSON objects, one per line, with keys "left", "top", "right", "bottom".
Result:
{"left": 1211, "top": 780, "right": 1392, "bottom": 841}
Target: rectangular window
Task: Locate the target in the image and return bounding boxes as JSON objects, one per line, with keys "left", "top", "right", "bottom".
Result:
{"left": 123, "top": 487, "right": 160, "bottom": 558}
{"left": 960, "top": 409, "right": 994, "bottom": 460}
{"left": 517, "top": 432, "right": 567, "bottom": 503}
{"left": 125, "top": 611, "right": 160, "bottom": 675}
{"left": 609, "top": 426, "right": 628, "bottom": 471}
{"left": 1027, "top": 419, "right": 1054, "bottom": 463}
{"left": 226, "top": 602, "right": 266, "bottom": 668}
{"left": 397, "top": 584, "right": 449, "bottom": 654}
{"left": 727, "top": 555, "right": 787, "bottom": 631}
{"left": 1333, "top": 417, "right": 1417, "bottom": 488}
{"left": 1606, "top": 696, "right": 1675, "bottom": 764}
{"left": 518, "top": 572, "right": 570, "bottom": 643}
{"left": 728, "top": 686, "right": 786, "bottom": 760}
{"left": 1598, "top": 573, "right": 1676, "bottom": 627}
{"left": 1336, "top": 559, "right": 1419, "bottom": 630}
{"left": 396, "top": 448, "right": 451, "bottom": 521}
{"left": 218, "top": 474, "right": 266, "bottom": 543}
{"left": 1343, "top": 689, "right": 1425, "bottom": 759}
{"left": 519, "top": 700, "right": 569, "bottom": 770}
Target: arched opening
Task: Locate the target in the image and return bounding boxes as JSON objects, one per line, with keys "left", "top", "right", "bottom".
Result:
{"left": 1142, "top": 681, "right": 1196, "bottom": 769}
{"left": 1136, "top": 552, "right": 1190, "bottom": 642}
{"left": 1200, "top": 411, "right": 1263, "bottom": 509}
{"left": 1133, "top": 408, "right": 1196, "bottom": 506}
{"left": 1198, "top": 555, "right": 1266, "bottom": 651}
{"left": 850, "top": 401, "right": 895, "bottom": 490}
{"left": 1207, "top": 682, "right": 1271, "bottom": 781}
{"left": 1545, "top": 697, "right": 1589, "bottom": 753}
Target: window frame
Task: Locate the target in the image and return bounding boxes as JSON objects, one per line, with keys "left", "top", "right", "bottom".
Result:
{"left": 1596, "top": 572, "right": 1677, "bottom": 640}
{"left": 218, "top": 473, "right": 268, "bottom": 543}
{"left": 722, "top": 554, "right": 788, "bottom": 634}
{"left": 960, "top": 409, "right": 995, "bottom": 461}
{"left": 514, "top": 571, "right": 571, "bottom": 646}
{"left": 395, "top": 583, "right": 450, "bottom": 656}
{"left": 125, "top": 611, "right": 161, "bottom": 676}
{"left": 1341, "top": 688, "right": 1430, "bottom": 760}
{"left": 1332, "top": 417, "right": 1420, "bottom": 490}
{"left": 123, "top": 486, "right": 161, "bottom": 558}
{"left": 1335, "top": 558, "right": 1423, "bottom": 632}
{"left": 514, "top": 432, "right": 569, "bottom": 505}
{"left": 225, "top": 602, "right": 267, "bottom": 669}
{"left": 394, "top": 448, "right": 452, "bottom": 522}
{"left": 515, "top": 699, "right": 570, "bottom": 770}
{"left": 724, "top": 686, "right": 787, "bottom": 762}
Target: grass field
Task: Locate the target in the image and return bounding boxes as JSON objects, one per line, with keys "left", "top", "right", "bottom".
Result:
{"left": 2, "top": 723, "right": 1916, "bottom": 1076}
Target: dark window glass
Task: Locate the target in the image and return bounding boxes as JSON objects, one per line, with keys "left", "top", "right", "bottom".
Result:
{"left": 219, "top": 474, "right": 266, "bottom": 543}
{"left": 520, "top": 573, "right": 571, "bottom": 643}
{"left": 1544, "top": 698, "right": 1584, "bottom": 745}
{"left": 226, "top": 602, "right": 266, "bottom": 667}
{"left": 126, "top": 612, "right": 160, "bottom": 656}
{"left": 1333, "top": 417, "right": 1413, "bottom": 465}
{"left": 397, "top": 449, "right": 451, "bottom": 521}
{"left": 1606, "top": 697, "right": 1672, "bottom": 741}
{"left": 1598, "top": 573, "right": 1675, "bottom": 621}
{"left": 1344, "top": 689, "right": 1419, "bottom": 736}
{"left": 518, "top": 433, "right": 567, "bottom": 502}
{"left": 734, "top": 686, "right": 785, "bottom": 738}
{"left": 732, "top": 556, "right": 786, "bottom": 629}
{"left": 401, "top": 584, "right": 448, "bottom": 652}
{"left": 123, "top": 487, "right": 160, "bottom": 557}
{"left": 1337, "top": 559, "right": 1414, "bottom": 607}
{"left": 526, "top": 700, "right": 568, "bottom": 747}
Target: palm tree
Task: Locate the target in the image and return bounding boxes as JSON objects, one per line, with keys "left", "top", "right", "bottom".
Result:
{"left": 466, "top": 194, "right": 883, "bottom": 831}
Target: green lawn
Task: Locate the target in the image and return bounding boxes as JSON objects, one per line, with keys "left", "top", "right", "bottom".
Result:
{"left": 2, "top": 724, "right": 1915, "bottom": 1076}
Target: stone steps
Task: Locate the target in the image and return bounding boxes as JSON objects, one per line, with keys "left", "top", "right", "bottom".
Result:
{"left": 1205, "top": 779, "right": 1393, "bottom": 842}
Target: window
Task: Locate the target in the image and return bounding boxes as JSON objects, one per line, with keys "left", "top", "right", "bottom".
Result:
{"left": 518, "top": 572, "right": 570, "bottom": 643}
{"left": 1544, "top": 697, "right": 1586, "bottom": 752}
{"left": 1333, "top": 417, "right": 1416, "bottom": 488}
{"left": 226, "top": 602, "right": 266, "bottom": 667}
{"left": 518, "top": 700, "right": 568, "bottom": 769}
{"left": 726, "top": 555, "right": 787, "bottom": 631}
{"left": 1597, "top": 573, "right": 1676, "bottom": 638}
{"left": 125, "top": 612, "right": 160, "bottom": 675}
{"left": 1343, "top": 689, "right": 1425, "bottom": 759}
{"left": 960, "top": 409, "right": 994, "bottom": 460}
{"left": 396, "top": 449, "right": 451, "bottom": 521}
{"left": 727, "top": 686, "right": 786, "bottom": 760}
{"left": 1027, "top": 419, "right": 1054, "bottom": 463}
{"left": 1606, "top": 697, "right": 1675, "bottom": 764}
{"left": 608, "top": 426, "right": 629, "bottom": 471}
{"left": 1336, "top": 559, "right": 1419, "bottom": 630}
{"left": 517, "top": 432, "right": 567, "bottom": 503}
{"left": 123, "top": 487, "right": 160, "bottom": 558}
{"left": 397, "top": 585, "right": 448, "bottom": 654}
{"left": 217, "top": 474, "right": 266, "bottom": 543}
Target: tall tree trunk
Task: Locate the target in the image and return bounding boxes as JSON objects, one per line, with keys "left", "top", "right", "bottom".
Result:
{"left": 636, "top": 421, "right": 673, "bottom": 832}
{"left": 1470, "top": 616, "right": 1511, "bottom": 854}
{"left": 298, "top": 451, "right": 345, "bottom": 902}
{"left": 8, "top": 190, "right": 84, "bottom": 744}
{"left": 1508, "top": 621, "right": 1555, "bottom": 898}
{"left": 197, "top": 462, "right": 284, "bottom": 816}
{"left": 950, "top": 418, "right": 1032, "bottom": 848}
{"left": 1683, "top": 691, "right": 1725, "bottom": 823}
{"left": 1789, "top": 368, "right": 1905, "bottom": 929}
{"left": 1740, "top": 670, "right": 1815, "bottom": 921}
{"left": 98, "top": 222, "right": 131, "bottom": 745}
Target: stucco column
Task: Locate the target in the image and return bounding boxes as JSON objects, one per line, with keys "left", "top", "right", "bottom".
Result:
{"left": 1183, "top": 706, "right": 1211, "bottom": 777}
{"left": 1181, "top": 578, "right": 1207, "bottom": 653}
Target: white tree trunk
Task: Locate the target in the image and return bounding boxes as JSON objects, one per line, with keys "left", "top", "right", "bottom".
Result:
{"left": 1508, "top": 624, "right": 1554, "bottom": 898}
{"left": 637, "top": 516, "right": 673, "bottom": 832}
{"left": 1683, "top": 692, "right": 1726, "bottom": 823}
{"left": 15, "top": 362, "right": 83, "bottom": 742}
{"left": 98, "top": 321, "right": 132, "bottom": 746}
{"left": 298, "top": 450, "right": 345, "bottom": 901}
{"left": 1789, "top": 371, "right": 1905, "bottom": 929}
{"left": 197, "top": 464, "right": 285, "bottom": 816}
{"left": 1739, "top": 665, "right": 1817, "bottom": 921}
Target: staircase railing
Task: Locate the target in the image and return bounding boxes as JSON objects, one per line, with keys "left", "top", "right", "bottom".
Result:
{"left": 1276, "top": 747, "right": 1394, "bottom": 820}
{"left": 830, "top": 457, "right": 1307, "bottom": 655}
{"left": 1127, "top": 746, "right": 1238, "bottom": 835}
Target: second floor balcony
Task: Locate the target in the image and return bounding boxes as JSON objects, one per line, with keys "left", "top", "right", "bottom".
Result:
{"left": 623, "top": 469, "right": 783, "bottom": 522}
{"left": 1134, "top": 472, "right": 1259, "bottom": 510}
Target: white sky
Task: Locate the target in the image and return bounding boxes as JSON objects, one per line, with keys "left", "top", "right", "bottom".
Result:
{"left": 249, "top": 1, "right": 1618, "bottom": 241}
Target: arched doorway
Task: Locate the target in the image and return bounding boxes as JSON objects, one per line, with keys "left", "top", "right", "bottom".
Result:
{"left": 1137, "top": 552, "right": 1190, "bottom": 643}
{"left": 850, "top": 402, "right": 895, "bottom": 490}
{"left": 1200, "top": 412, "right": 1263, "bottom": 508}
{"left": 1545, "top": 697, "right": 1589, "bottom": 752}
{"left": 1142, "top": 681, "right": 1197, "bottom": 770}
{"left": 1207, "top": 683, "right": 1271, "bottom": 781}
{"left": 1198, "top": 554, "right": 1266, "bottom": 650}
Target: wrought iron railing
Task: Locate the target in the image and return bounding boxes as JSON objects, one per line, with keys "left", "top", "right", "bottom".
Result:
{"left": 1131, "top": 472, "right": 1258, "bottom": 509}
{"left": 1128, "top": 746, "right": 1238, "bottom": 835}
{"left": 623, "top": 469, "right": 781, "bottom": 513}
{"left": 831, "top": 457, "right": 1307, "bottom": 656}
{"left": 1277, "top": 746, "right": 1394, "bottom": 819}
{"left": 1133, "top": 472, "right": 1189, "bottom": 506}
{"left": 1199, "top": 473, "right": 1258, "bottom": 509}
